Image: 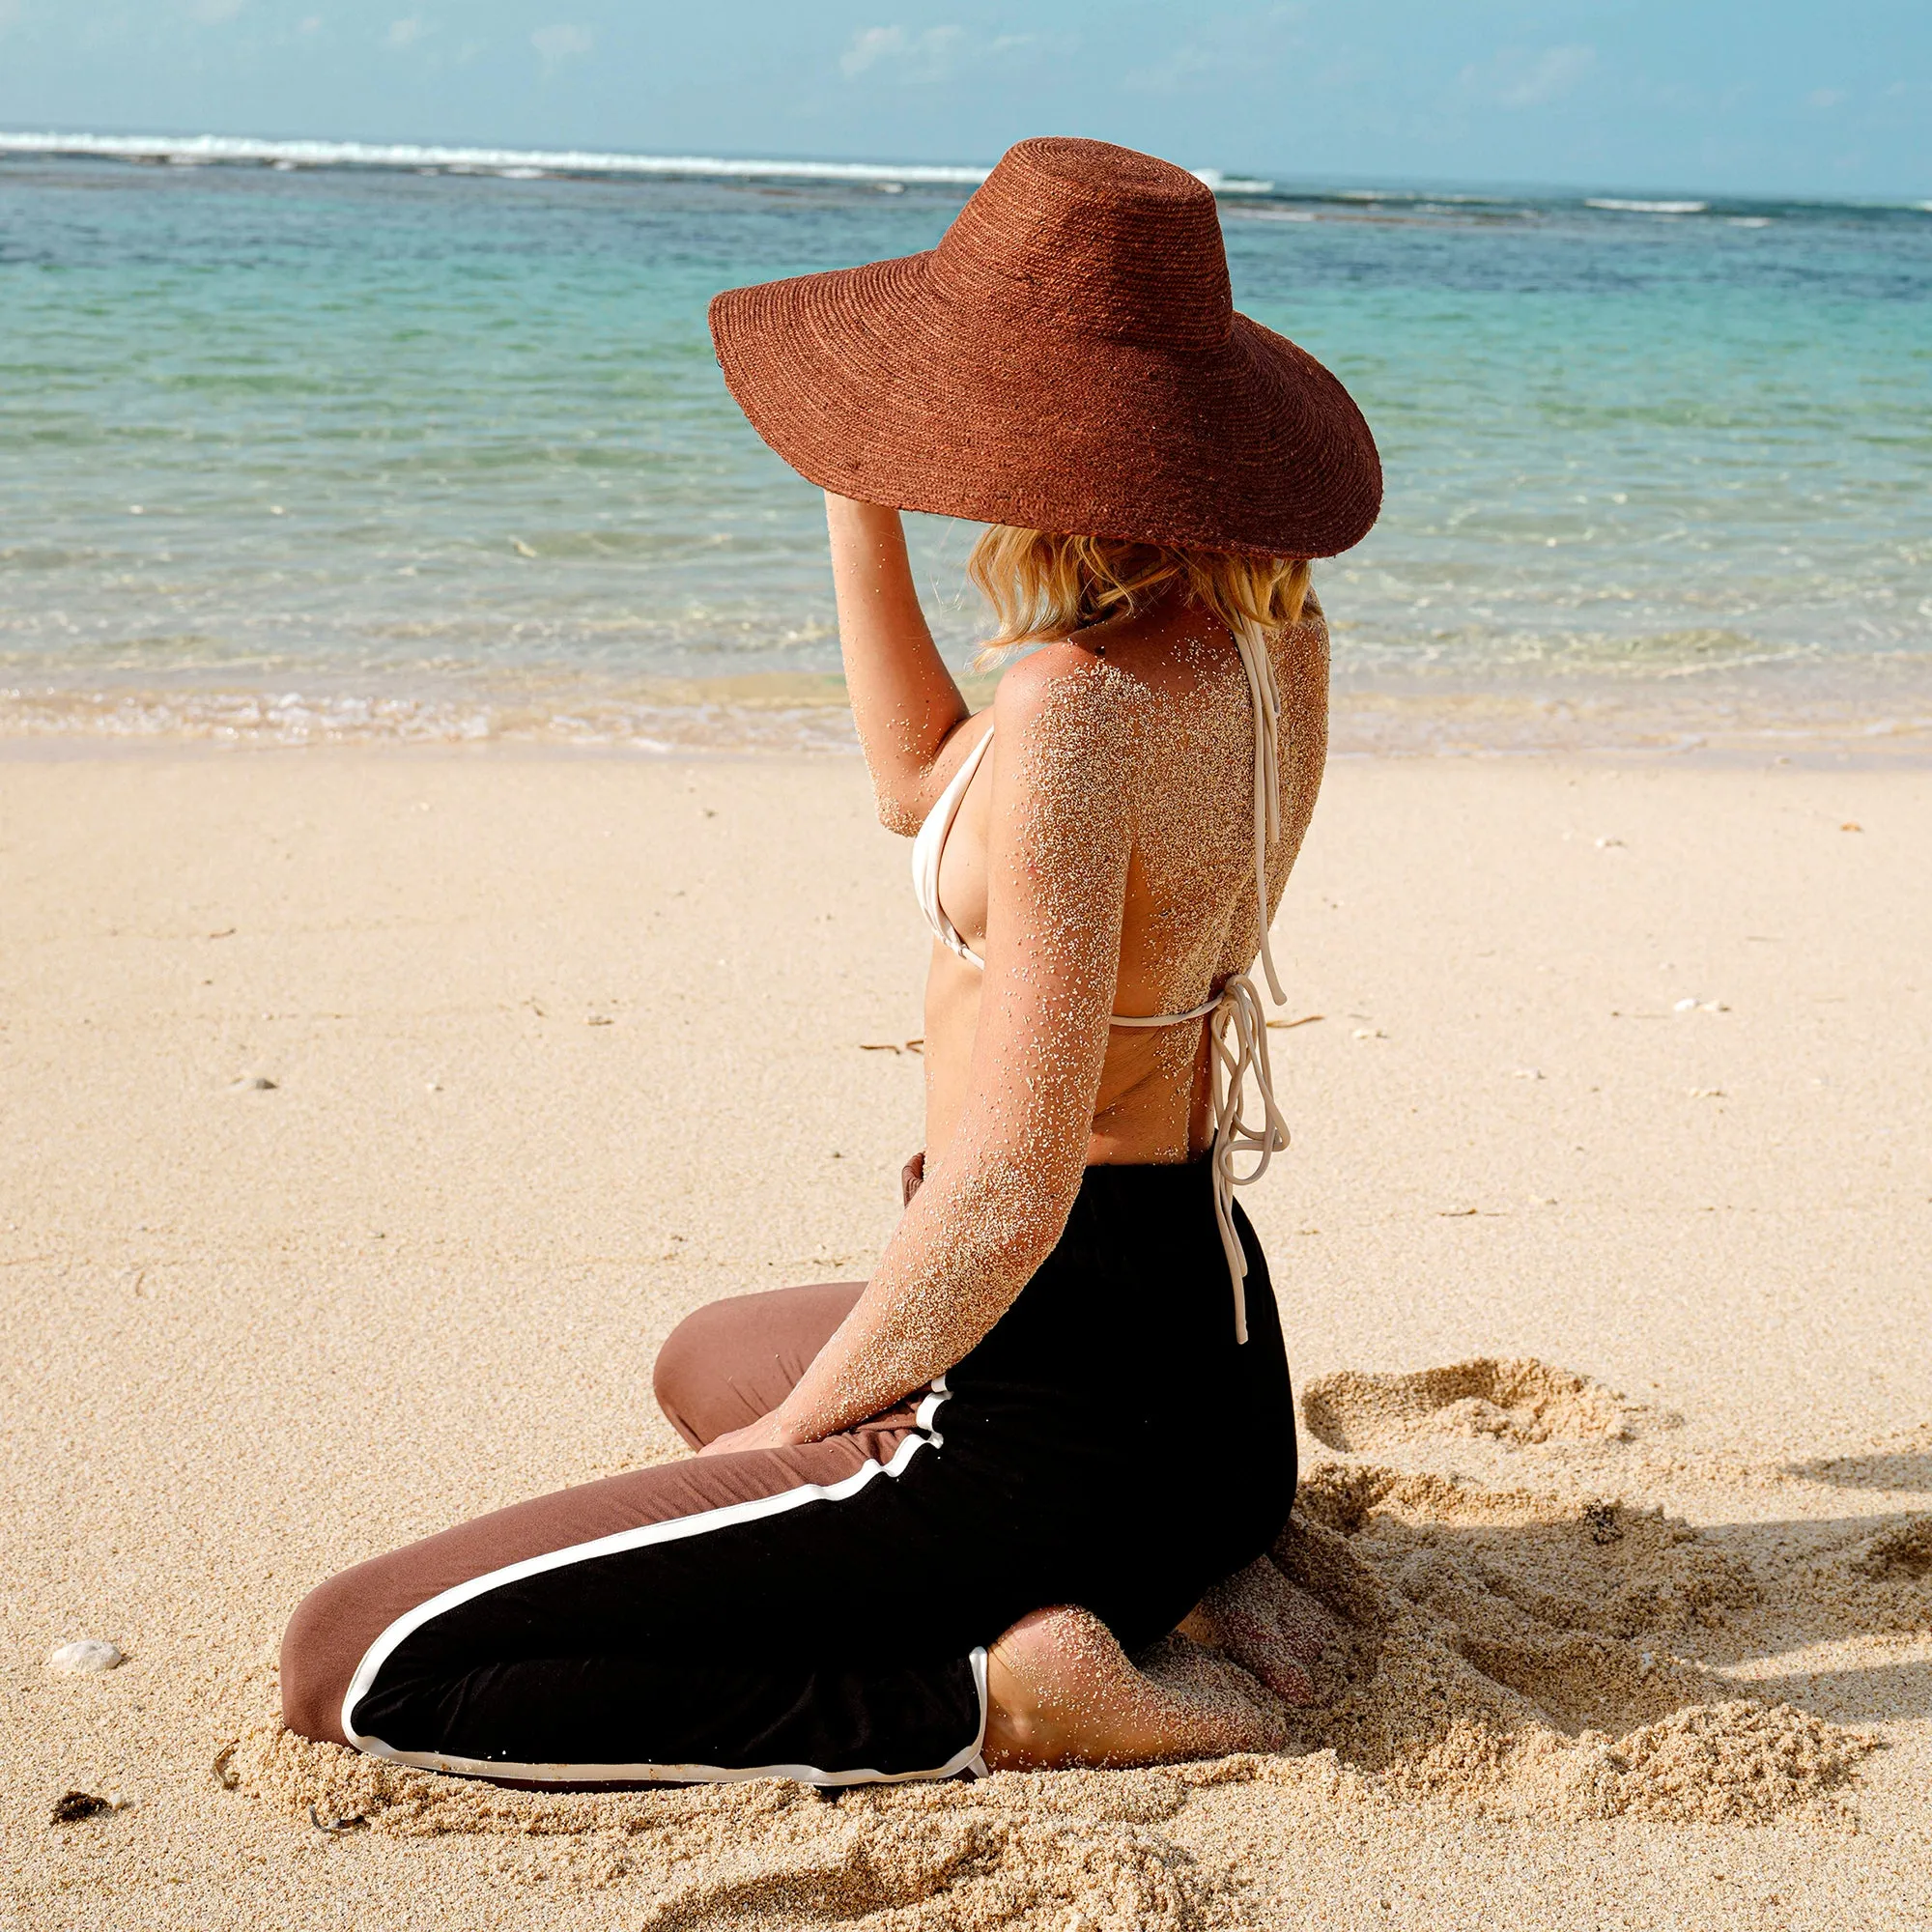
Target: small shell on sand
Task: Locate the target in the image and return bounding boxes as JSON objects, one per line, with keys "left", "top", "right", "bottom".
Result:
{"left": 229, "top": 1074, "right": 277, "bottom": 1092}
{"left": 1351, "top": 1027, "right": 1388, "bottom": 1040}
{"left": 48, "top": 1638, "right": 124, "bottom": 1674}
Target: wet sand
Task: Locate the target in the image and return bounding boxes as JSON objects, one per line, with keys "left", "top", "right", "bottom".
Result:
{"left": 3, "top": 746, "right": 1928, "bottom": 1929}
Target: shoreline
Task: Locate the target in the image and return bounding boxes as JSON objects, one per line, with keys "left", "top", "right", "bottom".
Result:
{"left": 5, "top": 733, "right": 1928, "bottom": 777}
{"left": 6, "top": 673, "right": 1931, "bottom": 769}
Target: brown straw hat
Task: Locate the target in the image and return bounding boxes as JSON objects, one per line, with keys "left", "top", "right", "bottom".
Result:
{"left": 709, "top": 137, "right": 1381, "bottom": 559}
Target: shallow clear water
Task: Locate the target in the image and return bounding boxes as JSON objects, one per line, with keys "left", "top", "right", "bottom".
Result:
{"left": 2, "top": 154, "right": 1927, "bottom": 752}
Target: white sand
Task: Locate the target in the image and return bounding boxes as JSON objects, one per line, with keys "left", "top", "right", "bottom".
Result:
{"left": 3, "top": 746, "right": 1928, "bottom": 1928}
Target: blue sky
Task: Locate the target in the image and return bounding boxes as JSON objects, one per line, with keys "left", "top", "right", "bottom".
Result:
{"left": 1, "top": 2, "right": 1926, "bottom": 197}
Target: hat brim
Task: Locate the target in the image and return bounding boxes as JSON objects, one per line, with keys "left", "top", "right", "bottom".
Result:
{"left": 709, "top": 251, "right": 1381, "bottom": 559}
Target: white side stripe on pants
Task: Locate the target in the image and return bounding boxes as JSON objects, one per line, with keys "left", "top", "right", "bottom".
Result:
{"left": 338, "top": 1379, "right": 985, "bottom": 1787}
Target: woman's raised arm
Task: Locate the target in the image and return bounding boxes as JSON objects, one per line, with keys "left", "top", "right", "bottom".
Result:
{"left": 702, "top": 645, "right": 1134, "bottom": 1450}
{"left": 826, "top": 493, "right": 975, "bottom": 833}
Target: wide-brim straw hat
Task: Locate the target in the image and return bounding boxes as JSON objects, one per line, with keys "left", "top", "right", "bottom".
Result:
{"left": 709, "top": 137, "right": 1380, "bottom": 559}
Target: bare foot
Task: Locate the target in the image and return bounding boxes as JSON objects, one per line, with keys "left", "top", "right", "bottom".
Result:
{"left": 1177, "top": 1557, "right": 1337, "bottom": 1706}
{"left": 981, "top": 1605, "right": 1288, "bottom": 1771}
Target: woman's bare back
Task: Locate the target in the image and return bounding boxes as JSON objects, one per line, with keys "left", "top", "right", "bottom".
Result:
{"left": 921, "top": 588, "right": 1329, "bottom": 1171}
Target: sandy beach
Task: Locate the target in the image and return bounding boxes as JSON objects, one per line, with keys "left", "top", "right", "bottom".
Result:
{"left": 4, "top": 742, "right": 1929, "bottom": 1930}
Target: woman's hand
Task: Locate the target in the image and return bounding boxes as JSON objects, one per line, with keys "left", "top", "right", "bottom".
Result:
{"left": 696, "top": 1413, "right": 808, "bottom": 1459}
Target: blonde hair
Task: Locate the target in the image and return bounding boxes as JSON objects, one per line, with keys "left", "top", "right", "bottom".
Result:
{"left": 966, "top": 526, "right": 1311, "bottom": 668}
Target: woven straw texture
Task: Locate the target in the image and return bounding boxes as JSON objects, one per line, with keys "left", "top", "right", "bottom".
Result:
{"left": 709, "top": 137, "right": 1381, "bottom": 558}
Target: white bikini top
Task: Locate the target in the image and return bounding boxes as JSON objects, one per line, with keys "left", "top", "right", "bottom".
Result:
{"left": 909, "top": 617, "right": 1293, "bottom": 1343}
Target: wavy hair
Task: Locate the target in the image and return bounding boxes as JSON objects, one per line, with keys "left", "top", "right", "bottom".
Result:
{"left": 967, "top": 526, "right": 1311, "bottom": 668}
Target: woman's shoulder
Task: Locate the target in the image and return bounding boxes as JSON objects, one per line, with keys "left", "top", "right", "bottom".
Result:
{"left": 989, "top": 639, "right": 1122, "bottom": 729}
{"left": 985, "top": 642, "right": 1147, "bottom": 792}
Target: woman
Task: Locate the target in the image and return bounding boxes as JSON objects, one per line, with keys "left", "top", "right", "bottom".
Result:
{"left": 280, "top": 137, "right": 1380, "bottom": 1786}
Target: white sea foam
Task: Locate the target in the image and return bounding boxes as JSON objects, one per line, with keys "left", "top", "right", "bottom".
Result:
{"left": 0, "top": 130, "right": 991, "bottom": 185}
{"left": 8, "top": 681, "right": 1925, "bottom": 763}
{"left": 1191, "top": 168, "right": 1274, "bottom": 195}
{"left": 0, "top": 684, "right": 867, "bottom": 753}
{"left": 0, "top": 129, "right": 1271, "bottom": 194}
{"left": 1585, "top": 197, "right": 1709, "bottom": 214}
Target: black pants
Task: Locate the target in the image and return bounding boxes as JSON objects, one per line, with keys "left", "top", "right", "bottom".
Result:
{"left": 279, "top": 1156, "right": 1297, "bottom": 1785}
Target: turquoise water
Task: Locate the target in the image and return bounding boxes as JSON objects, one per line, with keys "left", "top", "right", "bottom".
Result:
{"left": 2, "top": 151, "right": 1928, "bottom": 752}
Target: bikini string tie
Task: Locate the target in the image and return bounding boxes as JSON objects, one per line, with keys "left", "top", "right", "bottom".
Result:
{"left": 1204, "top": 971, "right": 1291, "bottom": 1345}
{"left": 1231, "top": 616, "right": 1286, "bottom": 1007}
{"left": 1203, "top": 615, "right": 1293, "bottom": 1342}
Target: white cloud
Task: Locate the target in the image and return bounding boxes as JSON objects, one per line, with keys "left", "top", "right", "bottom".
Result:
{"left": 838, "top": 25, "right": 895, "bottom": 74}
{"left": 298, "top": 14, "right": 323, "bottom": 34}
{"left": 385, "top": 14, "right": 429, "bottom": 49}
{"left": 1508, "top": 44, "right": 1595, "bottom": 105}
{"left": 838, "top": 23, "right": 1056, "bottom": 84}
{"left": 1123, "top": 43, "right": 1216, "bottom": 93}
{"left": 1806, "top": 87, "right": 1848, "bottom": 109}
{"left": 1459, "top": 43, "right": 1596, "bottom": 109}
{"left": 840, "top": 24, "right": 963, "bottom": 82}
{"left": 532, "top": 22, "right": 593, "bottom": 69}
{"left": 0, "top": 0, "right": 25, "bottom": 33}
{"left": 1122, "top": 10, "right": 1306, "bottom": 95}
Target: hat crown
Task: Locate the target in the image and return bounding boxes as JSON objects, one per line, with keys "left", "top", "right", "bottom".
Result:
{"left": 932, "top": 138, "right": 1233, "bottom": 352}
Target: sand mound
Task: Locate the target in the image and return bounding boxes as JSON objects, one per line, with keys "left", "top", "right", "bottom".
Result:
{"left": 1300, "top": 1356, "right": 1660, "bottom": 1452}
{"left": 1274, "top": 1464, "right": 1877, "bottom": 1824}
{"left": 1848, "top": 1513, "right": 1932, "bottom": 1580}
{"left": 234, "top": 1722, "right": 1259, "bottom": 1930}
{"left": 1768, "top": 1510, "right": 1932, "bottom": 1639}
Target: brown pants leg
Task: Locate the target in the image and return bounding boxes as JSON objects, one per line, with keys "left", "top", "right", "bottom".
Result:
{"left": 652, "top": 1280, "right": 864, "bottom": 1449}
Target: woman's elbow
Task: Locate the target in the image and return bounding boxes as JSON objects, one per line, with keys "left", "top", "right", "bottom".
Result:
{"left": 873, "top": 783, "right": 923, "bottom": 837}
{"left": 961, "top": 1151, "right": 1085, "bottom": 1265}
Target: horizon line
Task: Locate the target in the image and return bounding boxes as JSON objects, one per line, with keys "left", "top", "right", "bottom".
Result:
{"left": 2, "top": 128, "right": 1928, "bottom": 211}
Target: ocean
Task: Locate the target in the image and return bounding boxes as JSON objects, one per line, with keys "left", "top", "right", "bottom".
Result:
{"left": 3, "top": 137, "right": 1928, "bottom": 758}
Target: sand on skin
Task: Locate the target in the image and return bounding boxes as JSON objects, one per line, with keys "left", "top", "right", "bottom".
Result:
{"left": 2, "top": 745, "right": 1929, "bottom": 1930}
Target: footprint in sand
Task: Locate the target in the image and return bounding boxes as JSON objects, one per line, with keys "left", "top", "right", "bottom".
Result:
{"left": 1300, "top": 1356, "right": 1668, "bottom": 1453}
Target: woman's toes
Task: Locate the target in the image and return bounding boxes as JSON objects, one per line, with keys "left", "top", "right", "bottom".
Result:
{"left": 1137, "top": 1635, "right": 1291, "bottom": 1753}
{"left": 1235, "top": 1644, "right": 1315, "bottom": 1707}
{"left": 1189, "top": 1557, "right": 1338, "bottom": 1707}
